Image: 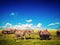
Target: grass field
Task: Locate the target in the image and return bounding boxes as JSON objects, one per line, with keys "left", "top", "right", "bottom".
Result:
{"left": 0, "top": 30, "right": 60, "bottom": 45}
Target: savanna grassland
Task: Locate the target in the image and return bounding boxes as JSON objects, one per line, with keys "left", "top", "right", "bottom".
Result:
{"left": 0, "top": 30, "right": 60, "bottom": 45}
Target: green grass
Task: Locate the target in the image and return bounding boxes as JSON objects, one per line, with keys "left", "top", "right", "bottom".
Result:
{"left": 0, "top": 30, "right": 60, "bottom": 45}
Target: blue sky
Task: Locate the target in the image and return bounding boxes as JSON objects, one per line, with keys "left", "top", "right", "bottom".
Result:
{"left": 0, "top": 0, "right": 60, "bottom": 29}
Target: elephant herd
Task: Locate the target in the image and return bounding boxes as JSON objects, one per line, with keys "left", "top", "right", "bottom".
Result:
{"left": 2, "top": 28, "right": 60, "bottom": 40}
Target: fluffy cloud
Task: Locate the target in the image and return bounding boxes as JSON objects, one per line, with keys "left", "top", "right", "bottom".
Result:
{"left": 0, "top": 27, "right": 1, "bottom": 28}
{"left": 48, "top": 23, "right": 55, "bottom": 26}
{"left": 14, "top": 23, "right": 33, "bottom": 30}
{"left": 1, "top": 22, "right": 42, "bottom": 30}
{"left": 35, "top": 23, "right": 42, "bottom": 30}
{"left": 26, "top": 19, "right": 32, "bottom": 23}
{"left": 5, "top": 23, "right": 12, "bottom": 26}
{"left": 2, "top": 23, "right": 13, "bottom": 29}
{"left": 10, "top": 12, "right": 15, "bottom": 16}
{"left": 55, "top": 22, "right": 60, "bottom": 24}
{"left": 48, "top": 22, "right": 60, "bottom": 26}
{"left": 36, "top": 23, "right": 42, "bottom": 28}
{"left": 1, "top": 22, "right": 33, "bottom": 30}
{"left": 2, "top": 26, "right": 6, "bottom": 29}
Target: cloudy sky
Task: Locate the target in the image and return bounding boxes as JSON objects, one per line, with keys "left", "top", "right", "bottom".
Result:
{"left": 0, "top": 0, "right": 60, "bottom": 29}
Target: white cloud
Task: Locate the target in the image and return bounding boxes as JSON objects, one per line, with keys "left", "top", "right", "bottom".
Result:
{"left": 26, "top": 19, "right": 32, "bottom": 23}
{"left": 34, "top": 23, "right": 42, "bottom": 30}
{"left": 2, "top": 26, "right": 6, "bottom": 29}
{"left": 10, "top": 12, "right": 15, "bottom": 16}
{"left": 48, "top": 22, "right": 60, "bottom": 26}
{"left": 5, "top": 23, "right": 12, "bottom": 26}
{"left": 55, "top": 22, "right": 60, "bottom": 24}
{"left": 1, "top": 22, "right": 33, "bottom": 30}
{"left": 36, "top": 23, "right": 42, "bottom": 28}
{"left": 0, "top": 27, "right": 1, "bottom": 28}
{"left": 13, "top": 23, "right": 33, "bottom": 30}
{"left": 18, "top": 23, "right": 21, "bottom": 25}
{"left": 48, "top": 23, "right": 55, "bottom": 26}
{"left": 2, "top": 23, "right": 13, "bottom": 29}
{"left": 5, "top": 23, "right": 13, "bottom": 28}
{"left": 1, "top": 22, "right": 43, "bottom": 30}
